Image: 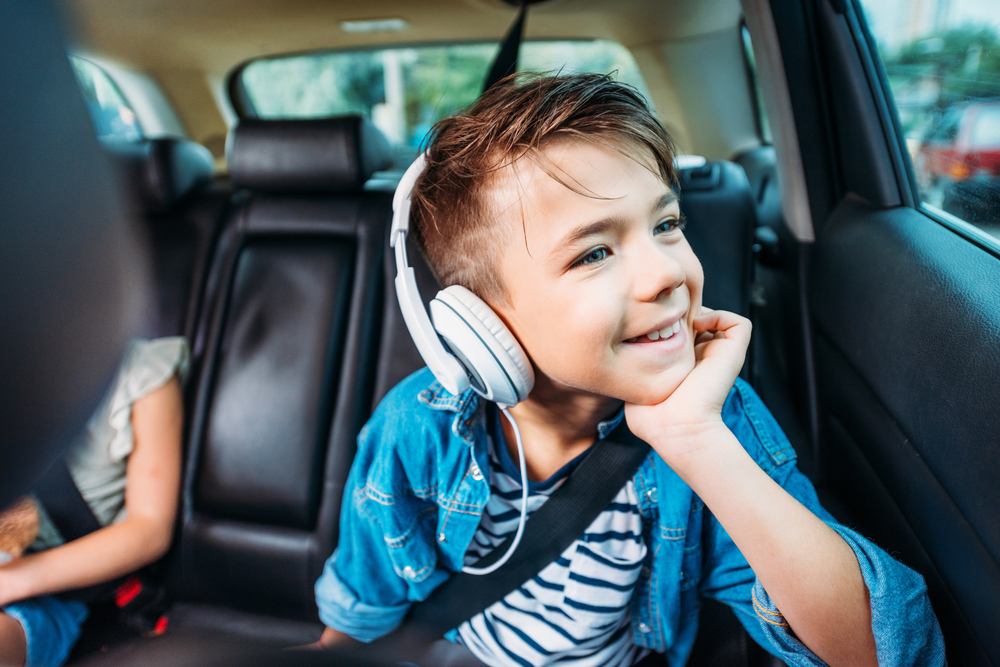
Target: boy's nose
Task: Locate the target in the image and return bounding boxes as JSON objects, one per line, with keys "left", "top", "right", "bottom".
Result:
{"left": 633, "top": 245, "right": 686, "bottom": 303}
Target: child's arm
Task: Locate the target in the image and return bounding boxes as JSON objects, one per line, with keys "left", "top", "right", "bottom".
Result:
{"left": 0, "top": 376, "right": 183, "bottom": 605}
{"left": 626, "top": 310, "right": 877, "bottom": 667}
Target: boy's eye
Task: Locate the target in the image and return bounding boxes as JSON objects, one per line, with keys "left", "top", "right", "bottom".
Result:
{"left": 654, "top": 214, "right": 687, "bottom": 235}
{"left": 572, "top": 246, "right": 610, "bottom": 268}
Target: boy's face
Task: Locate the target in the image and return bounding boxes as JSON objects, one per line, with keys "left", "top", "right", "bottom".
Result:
{"left": 491, "top": 138, "right": 703, "bottom": 406}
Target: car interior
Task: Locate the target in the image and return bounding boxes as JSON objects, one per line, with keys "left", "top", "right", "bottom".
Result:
{"left": 2, "top": 0, "right": 999, "bottom": 665}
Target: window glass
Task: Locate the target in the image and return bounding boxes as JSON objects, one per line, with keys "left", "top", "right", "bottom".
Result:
{"left": 70, "top": 56, "right": 142, "bottom": 142}
{"left": 237, "top": 41, "right": 651, "bottom": 163}
{"left": 857, "top": 0, "right": 1000, "bottom": 232}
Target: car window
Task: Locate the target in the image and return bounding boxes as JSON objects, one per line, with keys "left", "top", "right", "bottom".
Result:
{"left": 70, "top": 56, "right": 142, "bottom": 142}
{"left": 234, "top": 40, "right": 650, "bottom": 162}
{"left": 856, "top": 0, "right": 1000, "bottom": 231}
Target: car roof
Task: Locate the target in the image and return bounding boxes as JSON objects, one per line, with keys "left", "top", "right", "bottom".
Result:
{"left": 68, "top": 0, "right": 743, "bottom": 72}
{"left": 65, "top": 0, "right": 757, "bottom": 165}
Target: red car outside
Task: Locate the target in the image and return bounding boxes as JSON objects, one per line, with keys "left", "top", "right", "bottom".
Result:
{"left": 915, "top": 100, "right": 1000, "bottom": 224}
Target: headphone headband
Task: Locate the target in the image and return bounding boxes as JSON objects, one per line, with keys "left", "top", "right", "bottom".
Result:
{"left": 390, "top": 152, "right": 426, "bottom": 245}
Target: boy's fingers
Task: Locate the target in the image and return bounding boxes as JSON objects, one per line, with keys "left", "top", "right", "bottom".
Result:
{"left": 691, "top": 309, "right": 748, "bottom": 334}
{"left": 691, "top": 309, "right": 751, "bottom": 351}
{"left": 694, "top": 331, "right": 718, "bottom": 346}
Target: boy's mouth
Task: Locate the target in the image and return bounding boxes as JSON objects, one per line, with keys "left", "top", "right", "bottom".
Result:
{"left": 624, "top": 317, "right": 684, "bottom": 344}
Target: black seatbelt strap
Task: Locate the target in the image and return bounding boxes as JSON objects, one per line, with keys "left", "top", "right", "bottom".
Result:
{"left": 33, "top": 455, "right": 102, "bottom": 542}
{"left": 402, "top": 421, "right": 651, "bottom": 638}
{"left": 33, "top": 456, "right": 138, "bottom": 604}
{"left": 482, "top": 1, "right": 527, "bottom": 93}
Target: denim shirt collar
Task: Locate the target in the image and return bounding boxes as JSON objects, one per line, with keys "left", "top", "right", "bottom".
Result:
{"left": 418, "top": 380, "right": 625, "bottom": 440}
{"left": 597, "top": 408, "right": 626, "bottom": 439}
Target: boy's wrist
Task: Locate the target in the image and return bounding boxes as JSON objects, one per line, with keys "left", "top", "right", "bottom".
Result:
{"left": 646, "top": 419, "right": 739, "bottom": 473}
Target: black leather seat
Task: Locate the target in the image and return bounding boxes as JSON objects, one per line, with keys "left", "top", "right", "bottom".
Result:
{"left": 69, "top": 117, "right": 395, "bottom": 663}
{"left": 171, "top": 116, "right": 393, "bottom": 623}
{"left": 676, "top": 159, "right": 757, "bottom": 320}
{"left": 0, "top": 0, "right": 148, "bottom": 504}
{"left": 102, "top": 136, "right": 224, "bottom": 341}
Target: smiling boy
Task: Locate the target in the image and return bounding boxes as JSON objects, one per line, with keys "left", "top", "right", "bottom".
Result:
{"left": 314, "top": 74, "right": 944, "bottom": 666}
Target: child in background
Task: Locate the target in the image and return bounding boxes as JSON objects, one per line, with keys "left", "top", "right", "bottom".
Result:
{"left": 314, "top": 74, "right": 944, "bottom": 666}
{"left": 0, "top": 338, "right": 186, "bottom": 667}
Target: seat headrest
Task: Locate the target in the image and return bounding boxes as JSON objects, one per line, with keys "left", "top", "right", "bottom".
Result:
{"left": 103, "top": 137, "right": 215, "bottom": 214}
{"left": 227, "top": 116, "right": 394, "bottom": 193}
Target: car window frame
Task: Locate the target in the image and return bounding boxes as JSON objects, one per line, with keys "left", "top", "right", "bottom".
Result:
{"left": 741, "top": 21, "right": 773, "bottom": 146}
{"left": 70, "top": 54, "right": 144, "bottom": 142}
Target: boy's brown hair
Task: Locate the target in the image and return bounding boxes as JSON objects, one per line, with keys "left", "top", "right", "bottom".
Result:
{"left": 410, "top": 72, "right": 678, "bottom": 306}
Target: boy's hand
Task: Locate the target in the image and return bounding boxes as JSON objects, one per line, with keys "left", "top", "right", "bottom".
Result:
{"left": 624, "top": 308, "right": 751, "bottom": 459}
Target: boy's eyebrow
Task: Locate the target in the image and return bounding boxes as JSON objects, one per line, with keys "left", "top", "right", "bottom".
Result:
{"left": 650, "top": 190, "right": 678, "bottom": 215}
{"left": 551, "top": 189, "right": 680, "bottom": 255}
{"left": 553, "top": 218, "right": 629, "bottom": 255}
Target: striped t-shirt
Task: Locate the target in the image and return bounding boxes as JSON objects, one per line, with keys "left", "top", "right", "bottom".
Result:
{"left": 453, "top": 408, "right": 649, "bottom": 667}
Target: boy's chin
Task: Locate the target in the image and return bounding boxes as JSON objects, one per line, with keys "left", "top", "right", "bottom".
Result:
{"left": 610, "top": 364, "right": 695, "bottom": 406}
{"left": 616, "top": 385, "right": 682, "bottom": 406}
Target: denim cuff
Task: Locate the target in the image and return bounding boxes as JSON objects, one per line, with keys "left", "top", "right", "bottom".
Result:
{"left": 829, "top": 523, "right": 945, "bottom": 667}
{"left": 750, "top": 523, "right": 946, "bottom": 667}
{"left": 315, "top": 555, "right": 410, "bottom": 643}
{"left": 750, "top": 579, "right": 826, "bottom": 666}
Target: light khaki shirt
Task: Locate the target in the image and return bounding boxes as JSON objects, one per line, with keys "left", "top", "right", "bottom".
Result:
{"left": 33, "top": 337, "right": 188, "bottom": 549}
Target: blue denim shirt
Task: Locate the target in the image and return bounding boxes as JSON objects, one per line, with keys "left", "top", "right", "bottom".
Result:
{"left": 315, "top": 369, "right": 944, "bottom": 666}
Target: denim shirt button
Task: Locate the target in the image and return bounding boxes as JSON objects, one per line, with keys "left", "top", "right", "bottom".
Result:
{"left": 402, "top": 566, "right": 416, "bottom": 579}
{"left": 646, "top": 487, "right": 658, "bottom": 504}
{"left": 638, "top": 622, "right": 652, "bottom": 633}
{"left": 470, "top": 462, "right": 484, "bottom": 481}
{"left": 438, "top": 532, "right": 447, "bottom": 543}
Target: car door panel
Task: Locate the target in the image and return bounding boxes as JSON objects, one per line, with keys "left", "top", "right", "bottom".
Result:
{"left": 753, "top": 0, "right": 1000, "bottom": 660}
{"left": 812, "top": 198, "right": 1000, "bottom": 665}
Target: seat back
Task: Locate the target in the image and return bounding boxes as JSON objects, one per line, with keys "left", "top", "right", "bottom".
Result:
{"left": 677, "top": 159, "right": 756, "bottom": 318}
{"left": 103, "top": 137, "right": 224, "bottom": 341}
{"left": 170, "top": 117, "right": 393, "bottom": 620}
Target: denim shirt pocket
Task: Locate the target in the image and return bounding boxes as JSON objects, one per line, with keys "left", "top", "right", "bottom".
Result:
{"left": 366, "top": 486, "right": 440, "bottom": 589}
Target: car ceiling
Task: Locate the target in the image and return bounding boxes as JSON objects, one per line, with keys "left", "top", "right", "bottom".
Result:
{"left": 64, "top": 0, "right": 754, "bottom": 162}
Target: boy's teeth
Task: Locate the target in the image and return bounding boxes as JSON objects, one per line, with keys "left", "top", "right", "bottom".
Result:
{"left": 631, "top": 318, "right": 684, "bottom": 343}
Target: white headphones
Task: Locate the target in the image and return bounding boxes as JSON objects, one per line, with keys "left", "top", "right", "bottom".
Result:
{"left": 392, "top": 153, "right": 535, "bottom": 575}
{"left": 390, "top": 153, "right": 535, "bottom": 409}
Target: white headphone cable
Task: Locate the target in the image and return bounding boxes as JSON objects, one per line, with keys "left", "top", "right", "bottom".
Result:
{"left": 462, "top": 405, "right": 529, "bottom": 575}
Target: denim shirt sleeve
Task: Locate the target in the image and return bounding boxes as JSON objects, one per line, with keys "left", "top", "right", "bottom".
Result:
{"left": 314, "top": 371, "right": 450, "bottom": 642}
{"left": 699, "top": 379, "right": 945, "bottom": 666}
{"left": 314, "top": 420, "right": 411, "bottom": 641}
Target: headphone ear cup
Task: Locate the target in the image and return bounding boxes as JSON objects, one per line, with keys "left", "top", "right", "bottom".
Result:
{"left": 429, "top": 286, "right": 534, "bottom": 406}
